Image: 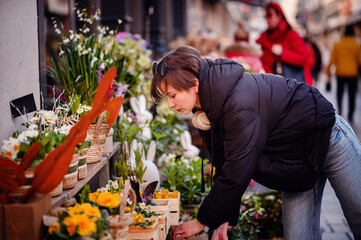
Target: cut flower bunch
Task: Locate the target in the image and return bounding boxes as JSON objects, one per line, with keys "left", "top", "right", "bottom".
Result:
{"left": 48, "top": 7, "right": 152, "bottom": 105}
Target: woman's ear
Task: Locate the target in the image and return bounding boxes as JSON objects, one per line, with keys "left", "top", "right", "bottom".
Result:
{"left": 193, "top": 78, "right": 199, "bottom": 93}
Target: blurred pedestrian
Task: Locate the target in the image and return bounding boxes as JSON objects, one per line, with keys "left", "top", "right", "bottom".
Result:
{"left": 326, "top": 25, "right": 361, "bottom": 123}
{"left": 224, "top": 22, "right": 264, "bottom": 73}
{"left": 151, "top": 45, "right": 361, "bottom": 240}
{"left": 305, "top": 37, "right": 323, "bottom": 82}
{"left": 256, "top": 2, "right": 313, "bottom": 85}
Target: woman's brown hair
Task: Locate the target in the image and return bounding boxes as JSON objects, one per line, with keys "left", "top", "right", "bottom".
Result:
{"left": 150, "top": 45, "right": 201, "bottom": 103}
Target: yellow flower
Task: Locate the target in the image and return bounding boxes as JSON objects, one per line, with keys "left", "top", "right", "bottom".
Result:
{"left": 48, "top": 221, "right": 60, "bottom": 234}
{"left": 67, "top": 203, "right": 101, "bottom": 226}
{"left": 89, "top": 192, "right": 99, "bottom": 201}
{"left": 132, "top": 213, "right": 145, "bottom": 224}
{"left": 64, "top": 213, "right": 97, "bottom": 236}
{"left": 96, "top": 191, "right": 120, "bottom": 209}
{"left": 80, "top": 203, "right": 101, "bottom": 220}
{"left": 63, "top": 217, "right": 77, "bottom": 236}
{"left": 171, "top": 190, "right": 179, "bottom": 198}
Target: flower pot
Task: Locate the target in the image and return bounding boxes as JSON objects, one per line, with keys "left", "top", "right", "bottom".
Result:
{"left": 9, "top": 168, "right": 35, "bottom": 198}
{"left": 0, "top": 194, "right": 51, "bottom": 240}
{"left": 63, "top": 153, "right": 79, "bottom": 189}
{"left": 78, "top": 148, "right": 88, "bottom": 179}
{"left": 49, "top": 181, "right": 63, "bottom": 197}
{"left": 87, "top": 113, "right": 111, "bottom": 163}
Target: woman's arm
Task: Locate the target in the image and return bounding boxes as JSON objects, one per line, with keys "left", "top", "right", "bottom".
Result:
{"left": 197, "top": 110, "right": 267, "bottom": 229}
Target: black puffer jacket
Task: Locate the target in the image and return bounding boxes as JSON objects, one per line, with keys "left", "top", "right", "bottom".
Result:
{"left": 196, "top": 58, "right": 335, "bottom": 229}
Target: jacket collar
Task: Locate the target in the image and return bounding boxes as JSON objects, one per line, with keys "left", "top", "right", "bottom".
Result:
{"left": 198, "top": 58, "right": 245, "bottom": 126}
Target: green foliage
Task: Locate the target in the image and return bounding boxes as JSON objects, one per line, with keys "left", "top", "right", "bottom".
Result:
{"left": 113, "top": 114, "right": 142, "bottom": 144}
{"left": 113, "top": 151, "right": 129, "bottom": 180}
{"left": 133, "top": 146, "right": 147, "bottom": 183}
{"left": 15, "top": 131, "right": 67, "bottom": 168}
{"left": 160, "top": 155, "right": 208, "bottom": 206}
{"left": 80, "top": 184, "right": 90, "bottom": 204}
{"left": 226, "top": 191, "right": 283, "bottom": 240}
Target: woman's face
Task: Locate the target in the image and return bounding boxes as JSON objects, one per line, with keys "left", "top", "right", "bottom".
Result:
{"left": 266, "top": 8, "right": 282, "bottom": 30}
{"left": 159, "top": 80, "right": 200, "bottom": 115}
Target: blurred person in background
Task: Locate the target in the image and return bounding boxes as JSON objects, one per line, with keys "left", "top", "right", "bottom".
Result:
{"left": 256, "top": 2, "right": 313, "bottom": 85}
{"left": 304, "top": 36, "right": 323, "bottom": 82}
{"left": 223, "top": 21, "right": 264, "bottom": 73}
{"left": 326, "top": 25, "right": 361, "bottom": 123}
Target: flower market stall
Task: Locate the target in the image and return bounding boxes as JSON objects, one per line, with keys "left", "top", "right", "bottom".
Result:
{"left": 0, "top": 6, "right": 284, "bottom": 240}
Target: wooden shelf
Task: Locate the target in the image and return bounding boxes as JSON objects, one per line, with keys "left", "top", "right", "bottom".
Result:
{"left": 51, "top": 142, "right": 120, "bottom": 208}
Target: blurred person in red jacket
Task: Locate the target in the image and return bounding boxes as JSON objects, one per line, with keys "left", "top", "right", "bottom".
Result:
{"left": 256, "top": 2, "right": 313, "bottom": 85}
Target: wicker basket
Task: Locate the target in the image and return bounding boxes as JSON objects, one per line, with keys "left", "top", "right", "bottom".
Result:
{"left": 87, "top": 113, "right": 111, "bottom": 164}
{"left": 10, "top": 168, "right": 35, "bottom": 197}
{"left": 63, "top": 153, "right": 79, "bottom": 189}
{"left": 78, "top": 148, "right": 88, "bottom": 179}
{"left": 50, "top": 181, "right": 63, "bottom": 197}
{"left": 107, "top": 180, "right": 136, "bottom": 240}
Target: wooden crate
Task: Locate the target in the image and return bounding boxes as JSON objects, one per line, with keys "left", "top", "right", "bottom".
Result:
{"left": 153, "top": 192, "right": 180, "bottom": 226}
{"left": 128, "top": 219, "right": 159, "bottom": 240}
{"left": 150, "top": 201, "right": 170, "bottom": 239}
{"left": 0, "top": 194, "right": 52, "bottom": 240}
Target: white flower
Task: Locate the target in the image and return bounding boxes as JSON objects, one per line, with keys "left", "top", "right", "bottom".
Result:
{"left": 82, "top": 50, "right": 89, "bottom": 55}
{"left": 28, "top": 124, "right": 38, "bottom": 131}
{"left": 127, "top": 198, "right": 132, "bottom": 205}
{"left": 1, "top": 137, "right": 20, "bottom": 159}
{"left": 112, "top": 181, "right": 118, "bottom": 189}
{"left": 29, "top": 116, "right": 40, "bottom": 124}
{"left": 77, "top": 108, "right": 84, "bottom": 114}
{"left": 172, "top": 129, "right": 179, "bottom": 135}
{"left": 109, "top": 30, "right": 114, "bottom": 35}
{"left": 106, "top": 184, "right": 110, "bottom": 190}
{"left": 57, "top": 124, "right": 72, "bottom": 135}
{"left": 59, "top": 50, "right": 64, "bottom": 56}
{"left": 139, "top": 202, "right": 146, "bottom": 210}
{"left": 118, "top": 19, "right": 123, "bottom": 24}
{"left": 17, "top": 132, "right": 28, "bottom": 143}
{"left": 63, "top": 38, "right": 70, "bottom": 44}
{"left": 99, "top": 62, "right": 105, "bottom": 70}
{"left": 55, "top": 28, "right": 61, "bottom": 35}
{"left": 24, "top": 129, "right": 38, "bottom": 138}
{"left": 83, "top": 28, "right": 90, "bottom": 34}
{"left": 69, "top": 34, "right": 74, "bottom": 40}
{"left": 91, "top": 57, "right": 98, "bottom": 67}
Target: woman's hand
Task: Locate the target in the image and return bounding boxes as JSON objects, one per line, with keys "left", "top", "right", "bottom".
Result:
{"left": 211, "top": 222, "right": 229, "bottom": 240}
{"left": 172, "top": 219, "right": 205, "bottom": 240}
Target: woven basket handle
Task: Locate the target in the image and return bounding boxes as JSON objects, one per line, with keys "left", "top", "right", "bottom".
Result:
{"left": 118, "top": 180, "right": 136, "bottom": 221}
{"left": 94, "top": 111, "right": 106, "bottom": 139}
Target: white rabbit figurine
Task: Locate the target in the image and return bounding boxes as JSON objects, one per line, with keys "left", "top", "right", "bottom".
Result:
{"left": 142, "top": 141, "right": 160, "bottom": 189}
{"left": 180, "top": 130, "right": 200, "bottom": 157}
{"left": 130, "top": 95, "right": 153, "bottom": 140}
{"left": 130, "top": 95, "right": 153, "bottom": 126}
